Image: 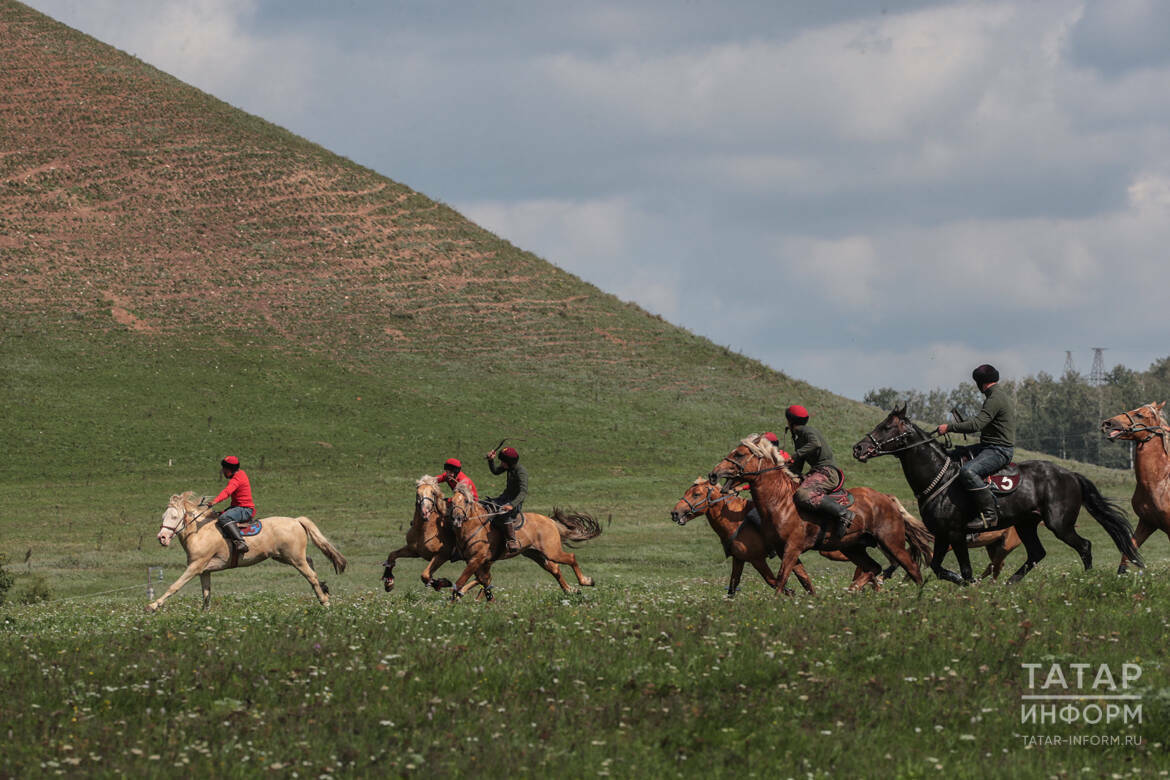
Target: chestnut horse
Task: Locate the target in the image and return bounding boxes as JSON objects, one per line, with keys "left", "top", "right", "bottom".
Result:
{"left": 447, "top": 483, "right": 601, "bottom": 600}
{"left": 151, "top": 491, "right": 347, "bottom": 612}
{"left": 709, "top": 435, "right": 929, "bottom": 593}
{"left": 670, "top": 477, "right": 931, "bottom": 594}
{"left": 1101, "top": 401, "right": 1170, "bottom": 572}
{"left": 381, "top": 476, "right": 460, "bottom": 592}
{"left": 855, "top": 404, "right": 1141, "bottom": 584}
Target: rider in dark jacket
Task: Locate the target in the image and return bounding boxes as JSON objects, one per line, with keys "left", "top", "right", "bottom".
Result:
{"left": 937, "top": 364, "right": 1015, "bottom": 530}
{"left": 785, "top": 405, "right": 855, "bottom": 537}
{"left": 484, "top": 447, "right": 527, "bottom": 553}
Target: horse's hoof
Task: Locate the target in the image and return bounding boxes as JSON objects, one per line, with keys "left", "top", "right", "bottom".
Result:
{"left": 1117, "top": 566, "right": 1129, "bottom": 575}
{"left": 433, "top": 578, "right": 453, "bottom": 590}
{"left": 144, "top": 604, "right": 158, "bottom": 614}
{"left": 580, "top": 577, "right": 595, "bottom": 587}
{"left": 383, "top": 578, "right": 395, "bottom": 592}
{"left": 782, "top": 587, "right": 795, "bottom": 596}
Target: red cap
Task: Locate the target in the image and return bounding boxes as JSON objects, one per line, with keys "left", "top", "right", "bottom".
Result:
{"left": 763, "top": 432, "right": 779, "bottom": 445}
{"left": 500, "top": 447, "right": 519, "bottom": 461}
{"left": 785, "top": 405, "right": 809, "bottom": 421}
{"left": 444, "top": 458, "right": 462, "bottom": 469}
{"left": 221, "top": 455, "right": 240, "bottom": 466}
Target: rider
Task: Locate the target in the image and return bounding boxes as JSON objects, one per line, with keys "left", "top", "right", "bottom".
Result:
{"left": 784, "top": 405, "right": 855, "bottom": 537}
{"left": 484, "top": 446, "right": 526, "bottom": 553}
{"left": 206, "top": 455, "right": 254, "bottom": 555}
{"left": 435, "top": 457, "right": 478, "bottom": 500}
{"left": 937, "top": 364, "right": 1015, "bottom": 531}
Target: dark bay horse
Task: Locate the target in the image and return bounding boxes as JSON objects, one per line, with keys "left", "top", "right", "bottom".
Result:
{"left": 709, "top": 434, "right": 930, "bottom": 594}
{"left": 1101, "top": 401, "right": 1170, "bottom": 572}
{"left": 853, "top": 403, "right": 1142, "bottom": 585}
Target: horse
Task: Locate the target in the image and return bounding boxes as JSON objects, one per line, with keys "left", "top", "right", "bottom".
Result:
{"left": 670, "top": 477, "right": 936, "bottom": 594}
{"left": 381, "top": 476, "right": 460, "bottom": 592}
{"left": 708, "top": 434, "right": 930, "bottom": 594}
{"left": 446, "top": 482, "right": 601, "bottom": 600}
{"left": 853, "top": 403, "right": 1142, "bottom": 585}
{"left": 1101, "top": 401, "right": 1170, "bottom": 572}
{"left": 150, "top": 491, "right": 347, "bottom": 612}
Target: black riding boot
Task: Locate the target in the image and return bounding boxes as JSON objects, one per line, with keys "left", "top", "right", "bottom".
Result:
{"left": 818, "top": 498, "right": 855, "bottom": 537}
{"left": 221, "top": 520, "right": 250, "bottom": 554}
{"left": 965, "top": 485, "right": 999, "bottom": 531}
{"left": 501, "top": 519, "right": 520, "bottom": 553}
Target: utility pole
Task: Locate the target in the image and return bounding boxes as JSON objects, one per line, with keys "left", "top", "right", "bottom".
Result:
{"left": 1090, "top": 348, "right": 1107, "bottom": 387}
{"left": 1064, "top": 350, "right": 1076, "bottom": 376}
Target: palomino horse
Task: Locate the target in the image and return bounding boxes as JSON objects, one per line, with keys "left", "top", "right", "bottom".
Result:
{"left": 382, "top": 476, "right": 460, "bottom": 592}
{"left": 709, "top": 435, "right": 930, "bottom": 594}
{"left": 670, "top": 477, "right": 931, "bottom": 594}
{"left": 854, "top": 404, "right": 1142, "bottom": 585}
{"left": 446, "top": 483, "right": 601, "bottom": 600}
{"left": 151, "top": 491, "right": 347, "bottom": 612}
{"left": 1101, "top": 401, "right": 1170, "bottom": 572}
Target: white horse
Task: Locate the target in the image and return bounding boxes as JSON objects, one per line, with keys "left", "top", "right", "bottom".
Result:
{"left": 150, "top": 491, "right": 347, "bottom": 612}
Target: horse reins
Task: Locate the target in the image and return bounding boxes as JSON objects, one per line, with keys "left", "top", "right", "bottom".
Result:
{"left": 863, "top": 424, "right": 958, "bottom": 507}
{"left": 160, "top": 503, "right": 212, "bottom": 536}
{"left": 677, "top": 485, "right": 738, "bottom": 521}
{"left": 1114, "top": 410, "right": 1170, "bottom": 444}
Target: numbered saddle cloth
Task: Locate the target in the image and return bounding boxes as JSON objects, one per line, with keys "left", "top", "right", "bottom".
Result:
{"left": 237, "top": 520, "right": 263, "bottom": 537}
{"left": 986, "top": 465, "right": 1021, "bottom": 494}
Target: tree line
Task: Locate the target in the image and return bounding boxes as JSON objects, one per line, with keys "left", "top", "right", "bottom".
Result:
{"left": 864, "top": 358, "right": 1170, "bottom": 469}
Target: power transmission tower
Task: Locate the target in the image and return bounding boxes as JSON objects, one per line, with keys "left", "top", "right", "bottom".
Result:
{"left": 1090, "top": 347, "right": 1107, "bottom": 386}
{"left": 1064, "top": 350, "right": 1075, "bottom": 375}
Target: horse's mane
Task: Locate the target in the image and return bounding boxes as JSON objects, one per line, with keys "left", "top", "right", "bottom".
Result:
{"left": 417, "top": 475, "right": 439, "bottom": 488}
{"left": 740, "top": 434, "right": 801, "bottom": 484}
{"left": 171, "top": 491, "right": 199, "bottom": 510}
{"left": 452, "top": 481, "right": 475, "bottom": 502}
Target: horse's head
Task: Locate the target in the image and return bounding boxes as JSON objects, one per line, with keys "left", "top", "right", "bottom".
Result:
{"left": 670, "top": 477, "right": 723, "bottom": 525}
{"left": 415, "top": 476, "right": 447, "bottom": 527}
{"left": 448, "top": 482, "right": 478, "bottom": 530}
{"left": 709, "top": 434, "right": 791, "bottom": 486}
{"left": 157, "top": 492, "right": 199, "bottom": 547}
{"left": 853, "top": 402, "right": 918, "bottom": 462}
{"left": 1101, "top": 401, "right": 1168, "bottom": 445}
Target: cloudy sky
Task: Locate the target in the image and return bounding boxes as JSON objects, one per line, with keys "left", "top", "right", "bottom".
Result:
{"left": 24, "top": 0, "right": 1170, "bottom": 399}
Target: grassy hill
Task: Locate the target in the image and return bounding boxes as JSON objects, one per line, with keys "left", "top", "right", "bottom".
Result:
{"left": 1, "top": 2, "right": 1164, "bottom": 776}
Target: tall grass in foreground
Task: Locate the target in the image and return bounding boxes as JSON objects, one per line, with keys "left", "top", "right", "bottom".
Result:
{"left": 2, "top": 564, "right": 1168, "bottom": 778}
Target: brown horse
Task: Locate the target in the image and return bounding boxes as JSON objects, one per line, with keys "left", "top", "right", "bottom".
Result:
{"left": 710, "top": 434, "right": 930, "bottom": 593}
{"left": 446, "top": 483, "right": 601, "bottom": 600}
{"left": 671, "top": 477, "right": 949, "bottom": 593}
{"left": 381, "top": 476, "right": 460, "bottom": 592}
{"left": 151, "top": 491, "right": 347, "bottom": 612}
{"left": 1102, "top": 401, "right": 1170, "bottom": 572}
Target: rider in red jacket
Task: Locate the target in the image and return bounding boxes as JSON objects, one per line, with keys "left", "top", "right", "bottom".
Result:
{"left": 207, "top": 456, "right": 254, "bottom": 554}
{"left": 435, "top": 458, "right": 478, "bottom": 500}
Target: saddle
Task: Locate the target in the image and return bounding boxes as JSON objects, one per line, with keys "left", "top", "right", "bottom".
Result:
{"left": 952, "top": 450, "right": 1021, "bottom": 495}
{"left": 479, "top": 501, "right": 526, "bottom": 530}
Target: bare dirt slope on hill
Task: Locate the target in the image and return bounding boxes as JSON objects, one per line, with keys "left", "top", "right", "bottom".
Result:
{"left": 0, "top": 0, "right": 698, "bottom": 380}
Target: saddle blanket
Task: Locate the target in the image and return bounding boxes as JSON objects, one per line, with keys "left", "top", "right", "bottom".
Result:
{"left": 237, "top": 520, "right": 263, "bottom": 537}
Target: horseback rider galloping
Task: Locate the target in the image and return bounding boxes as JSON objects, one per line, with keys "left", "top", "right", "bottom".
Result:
{"left": 784, "top": 406, "right": 855, "bottom": 537}
{"left": 484, "top": 446, "right": 526, "bottom": 553}
{"left": 206, "top": 455, "right": 254, "bottom": 555}
{"left": 937, "top": 364, "right": 1015, "bottom": 531}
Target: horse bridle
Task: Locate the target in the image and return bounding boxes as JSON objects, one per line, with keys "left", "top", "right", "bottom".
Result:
{"left": 858, "top": 425, "right": 939, "bottom": 457}
{"left": 676, "top": 484, "right": 737, "bottom": 523}
{"left": 1111, "top": 409, "right": 1169, "bottom": 443}
{"left": 160, "top": 503, "right": 212, "bottom": 536}
{"left": 715, "top": 453, "right": 789, "bottom": 482}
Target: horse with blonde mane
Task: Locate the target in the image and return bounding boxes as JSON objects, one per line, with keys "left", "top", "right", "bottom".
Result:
{"left": 709, "top": 434, "right": 930, "bottom": 593}
{"left": 151, "top": 491, "right": 347, "bottom": 612}
{"left": 1102, "top": 401, "right": 1170, "bottom": 572}
{"left": 382, "top": 476, "right": 460, "bottom": 592}
{"left": 671, "top": 477, "right": 935, "bottom": 594}
{"left": 446, "top": 482, "right": 601, "bottom": 600}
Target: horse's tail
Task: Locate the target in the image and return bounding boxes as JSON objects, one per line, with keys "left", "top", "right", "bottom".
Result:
{"left": 1074, "top": 473, "right": 1143, "bottom": 567}
{"left": 888, "top": 494, "right": 934, "bottom": 568}
{"left": 550, "top": 508, "right": 602, "bottom": 547}
{"left": 298, "top": 517, "right": 348, "bottom": 574}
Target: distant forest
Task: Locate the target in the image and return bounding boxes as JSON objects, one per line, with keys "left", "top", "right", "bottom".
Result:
{"left": 864, "top": 358, "right": 1170, "bottom": 469}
